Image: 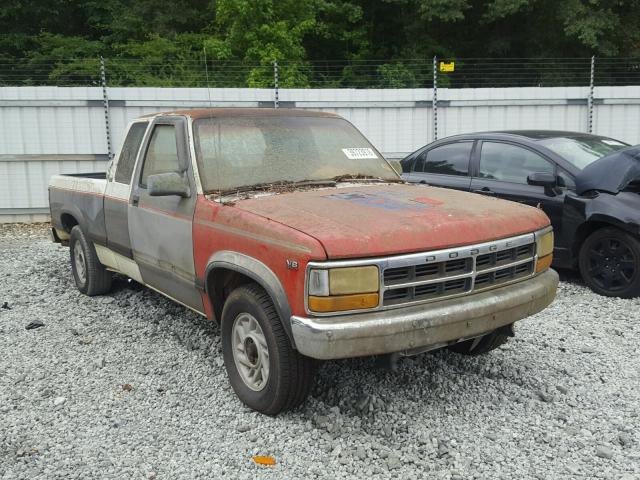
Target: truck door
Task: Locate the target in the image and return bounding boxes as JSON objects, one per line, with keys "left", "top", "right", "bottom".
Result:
{"left": 105, "top": 121, "right": 148, "bottom": 258}
{"left": 128, "top": 116, "right": 204, "bottom": 313}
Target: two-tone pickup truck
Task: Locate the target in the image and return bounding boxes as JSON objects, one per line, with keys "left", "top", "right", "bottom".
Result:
{"left": 49, "top": 109, "right": 558, "bottom": 414}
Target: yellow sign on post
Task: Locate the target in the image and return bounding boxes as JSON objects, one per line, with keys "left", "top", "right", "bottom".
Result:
{"left": 439, "top": 61, "right": 455, "bottom": 73}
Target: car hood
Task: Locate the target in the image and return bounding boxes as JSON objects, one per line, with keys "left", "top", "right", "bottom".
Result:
{"left": 232, "top": 184, "right": 550, "bottom": 259}
{"left": 575, "top": 145, "right": 640, "bottom": 195}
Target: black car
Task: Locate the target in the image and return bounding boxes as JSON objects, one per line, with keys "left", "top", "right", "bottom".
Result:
{"left": 401, "top": 131, "right": 640, "bottom": 298}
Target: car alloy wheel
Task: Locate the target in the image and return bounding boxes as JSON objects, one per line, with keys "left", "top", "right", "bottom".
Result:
{"left": 587, "top": 236, "right": 637, "bottom": 292}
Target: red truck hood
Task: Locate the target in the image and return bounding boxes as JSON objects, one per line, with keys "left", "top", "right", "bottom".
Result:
{"left": 233, "top": 184, "right": 550, "bottom": 259}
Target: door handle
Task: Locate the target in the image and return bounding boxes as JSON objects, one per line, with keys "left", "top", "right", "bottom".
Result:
{"left": 132, "top": 194, "right": 140, "bottom": 207}
{"left": 472, "top": 188, "right": 496, "bottom": 196}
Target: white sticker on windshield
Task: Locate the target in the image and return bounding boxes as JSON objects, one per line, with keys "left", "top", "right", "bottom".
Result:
{"left": 602, "top": 139, "right": 625, "bottom": 146}
{"left": 342, "top": 148, "right": 378, "bottom": 160}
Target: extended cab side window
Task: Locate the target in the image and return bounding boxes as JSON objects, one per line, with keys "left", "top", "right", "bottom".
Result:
{"left": 479, "top": 142, "right": 554, "bottom": 184}
{"left": 413, "top": 142, "right": 472, "bottom": 176}
{"left": 114, "top": 122, "right": 147, "bottom": 184}
{"left": 139, "top": 125, "right": 180, "bottom": 188}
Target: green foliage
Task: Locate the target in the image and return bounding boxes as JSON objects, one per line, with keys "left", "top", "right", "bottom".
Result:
{"left": 377, "top": 63, "right": 419, "bottom": 88}
{"left": 0, "top": 0, "right": 639, "bottom": 87}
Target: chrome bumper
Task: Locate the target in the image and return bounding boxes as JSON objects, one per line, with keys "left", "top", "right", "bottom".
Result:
{"left": 290, "top": 269, "right": 559, "bottom": 360}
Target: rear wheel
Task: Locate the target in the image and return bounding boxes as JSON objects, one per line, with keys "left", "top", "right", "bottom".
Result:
{"left": 448, "top": 330, "right": 510, "bottom": 355}
{"left": 69, "top": 226, "right": 112, "bottom": 296}
{"left": 579, "top": 227, "right": 640, "bottom": 298}
{"left": 221, "top": 283, "right": 315, "bottom": 415}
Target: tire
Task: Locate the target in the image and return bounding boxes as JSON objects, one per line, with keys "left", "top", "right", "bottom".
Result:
{"left": 69, "top": 226, "right": 112, "bottom": 296}
{"left": 221, "top": 283, "right": 314, "bottom": 415}
{"left": 579, "top": 227, "right": 640, "bottom": 298}
{"left": 448, "top": 330, "right": 510, "bottom": 355}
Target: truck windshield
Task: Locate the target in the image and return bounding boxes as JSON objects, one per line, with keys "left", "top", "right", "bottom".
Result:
{"left": 193, "top": 116, "right": 399, "bottom": 193}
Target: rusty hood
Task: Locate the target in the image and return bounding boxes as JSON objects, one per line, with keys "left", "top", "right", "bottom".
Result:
{"left": 232, "top": 184, "right": 550, "bottom": 259}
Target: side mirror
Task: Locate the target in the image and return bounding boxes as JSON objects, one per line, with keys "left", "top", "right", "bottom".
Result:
{"left": 527, "top": 172, "right": 557, "bottom": 187}
{"left": 147, "top": 172, "right": 191, "bottom": 198}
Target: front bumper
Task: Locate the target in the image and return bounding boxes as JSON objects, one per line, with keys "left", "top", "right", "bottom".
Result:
{"left": 290, "top": 269, "right": 558, "bottom": 360}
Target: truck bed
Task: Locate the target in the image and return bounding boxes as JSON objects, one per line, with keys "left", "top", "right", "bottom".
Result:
{"left": 49, "top": 173, "right": 109, "bottom": 246}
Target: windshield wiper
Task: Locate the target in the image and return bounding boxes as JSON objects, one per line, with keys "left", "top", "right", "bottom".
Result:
{"left": 215, "top": 179, "right": 337, "bottom": 196}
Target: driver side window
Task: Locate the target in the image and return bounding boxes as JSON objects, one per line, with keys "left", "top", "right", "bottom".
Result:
{"left": 479, "top": 142, "right": 554, "bottom": 184}
{"left": 140, "top": 125, "right": 180, "bottom": 188}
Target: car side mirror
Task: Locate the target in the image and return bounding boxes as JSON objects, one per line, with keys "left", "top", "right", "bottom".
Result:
{"left": 527, "top": 172, "right": 557, "bottom": 187}
{"left": 147, "top": 172, "right": 191, "bottom": 198}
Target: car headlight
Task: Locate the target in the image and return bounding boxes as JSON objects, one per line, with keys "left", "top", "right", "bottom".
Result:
{"left": 535, "top": 228, "right": 554, "bottom": 273}
{"left": 308, "top": 266, "right": 379, "bottom": 312}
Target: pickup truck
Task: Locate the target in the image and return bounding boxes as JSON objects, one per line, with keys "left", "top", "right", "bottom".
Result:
{"left": 49, "top": 108, "right": 558, "bottom": 415}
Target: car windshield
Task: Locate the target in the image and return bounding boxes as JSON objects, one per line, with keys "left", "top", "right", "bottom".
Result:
{"left": 193, "top": 116, "right": 399, "bottom": 193}
{"left": 538, "top": 136, "right": 628, "bottom": 170}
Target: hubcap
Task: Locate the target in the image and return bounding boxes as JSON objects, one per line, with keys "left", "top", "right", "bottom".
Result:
{"left": 231, "top": 313, "right": 269, "bottom": 391}
{"left": 74, "top": 244, "right": 87, "bottom": 284}
{"left": 588, "top": 237, "right": 637, "bottom": 292}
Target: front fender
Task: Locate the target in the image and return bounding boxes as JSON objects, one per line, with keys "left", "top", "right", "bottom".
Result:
{"left": 205, "top": 251, "right": 296, "bottom": 348}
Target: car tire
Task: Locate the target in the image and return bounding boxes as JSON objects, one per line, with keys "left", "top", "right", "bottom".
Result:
{"left": 221, "top": 283, "right": 315, "bottom": 415}
{"left": 69, "top": 226, "right": 112, "bottom": 296}
{"left": 448, "top": 330, "right": 509, "bottom": 355}
{"left": 579, "top": 227, "right": 640, "bottom": 298}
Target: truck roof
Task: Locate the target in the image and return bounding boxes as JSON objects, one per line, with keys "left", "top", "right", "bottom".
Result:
{"left": 141, "top": 108, "right": 340, "bottom": 120}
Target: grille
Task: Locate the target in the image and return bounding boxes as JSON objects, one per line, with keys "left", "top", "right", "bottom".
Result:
{"left": 382, "top": 237, "right": 536, "bottom": 307}
{"left": 384, "top": 257, "right": 472, "bottom": 286}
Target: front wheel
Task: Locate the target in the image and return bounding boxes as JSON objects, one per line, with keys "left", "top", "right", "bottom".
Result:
{"left": 221, "top": 284, "right": 315, "bottom": 415}
{"left": 579, "top": 227, "right": 640, "bottom": 298}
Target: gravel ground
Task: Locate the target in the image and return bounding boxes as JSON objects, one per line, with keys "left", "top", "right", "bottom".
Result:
{"left": 1, "top": 223, "right": 639, "bottom": 480}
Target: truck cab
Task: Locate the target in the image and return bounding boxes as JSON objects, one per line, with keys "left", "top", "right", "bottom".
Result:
{"left": 49, "top": 109, "right": 558, "bottom": 415}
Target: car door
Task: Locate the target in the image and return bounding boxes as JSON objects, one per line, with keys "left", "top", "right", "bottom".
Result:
{"left": 470, "top": 140, "right": 566, "bottom": 242}
{"left": 406, "top": 141, "right": 474, "bottom": 191}
{"left": 128, "top": 116, "right": 204, "bottom": 314}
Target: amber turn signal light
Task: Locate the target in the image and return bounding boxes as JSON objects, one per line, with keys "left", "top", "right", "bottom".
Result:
{"left": 308, "top": 293, "right": 379, "bottom": 312}
{"left": 535, "top": 254, "right": 553, "bottom": 273}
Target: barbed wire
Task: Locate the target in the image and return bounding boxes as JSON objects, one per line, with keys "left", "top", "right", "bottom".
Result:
{"left": 0, "top": 57, "right": 639, "bottom": 88}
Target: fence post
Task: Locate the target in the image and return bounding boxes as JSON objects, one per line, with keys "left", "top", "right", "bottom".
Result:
{"left": 433, "top": 56, "right": 438, "bottom": 141}
{"left": 273, "top": 59, "right": 279, "bottom": 109}
{"left": 587, "top": 55, "right": 595, "bottom": 134}
{"left": 99, "top": 56, "right": 113, "bottom": 159}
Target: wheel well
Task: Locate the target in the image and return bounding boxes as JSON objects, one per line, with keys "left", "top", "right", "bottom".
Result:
{"left": 573, "top": 221, "right": 613, "bottom": 258}
{"left": 206, "top": 268, "right": 254, "bottom": 323}
{"left": 60, "top": 213, "right": 79, "bottom": 233}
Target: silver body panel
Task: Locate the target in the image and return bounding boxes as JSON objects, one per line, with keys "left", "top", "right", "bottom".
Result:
{"left": 128, "top": 116, "right": 203, "bottom": 313}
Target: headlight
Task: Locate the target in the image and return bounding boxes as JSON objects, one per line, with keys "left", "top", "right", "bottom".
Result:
{"left": 308, "top": 266, "right": 379, "bottom": 312}
{"left": 535, "top": 228, "right": 554, "bottom": 273}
